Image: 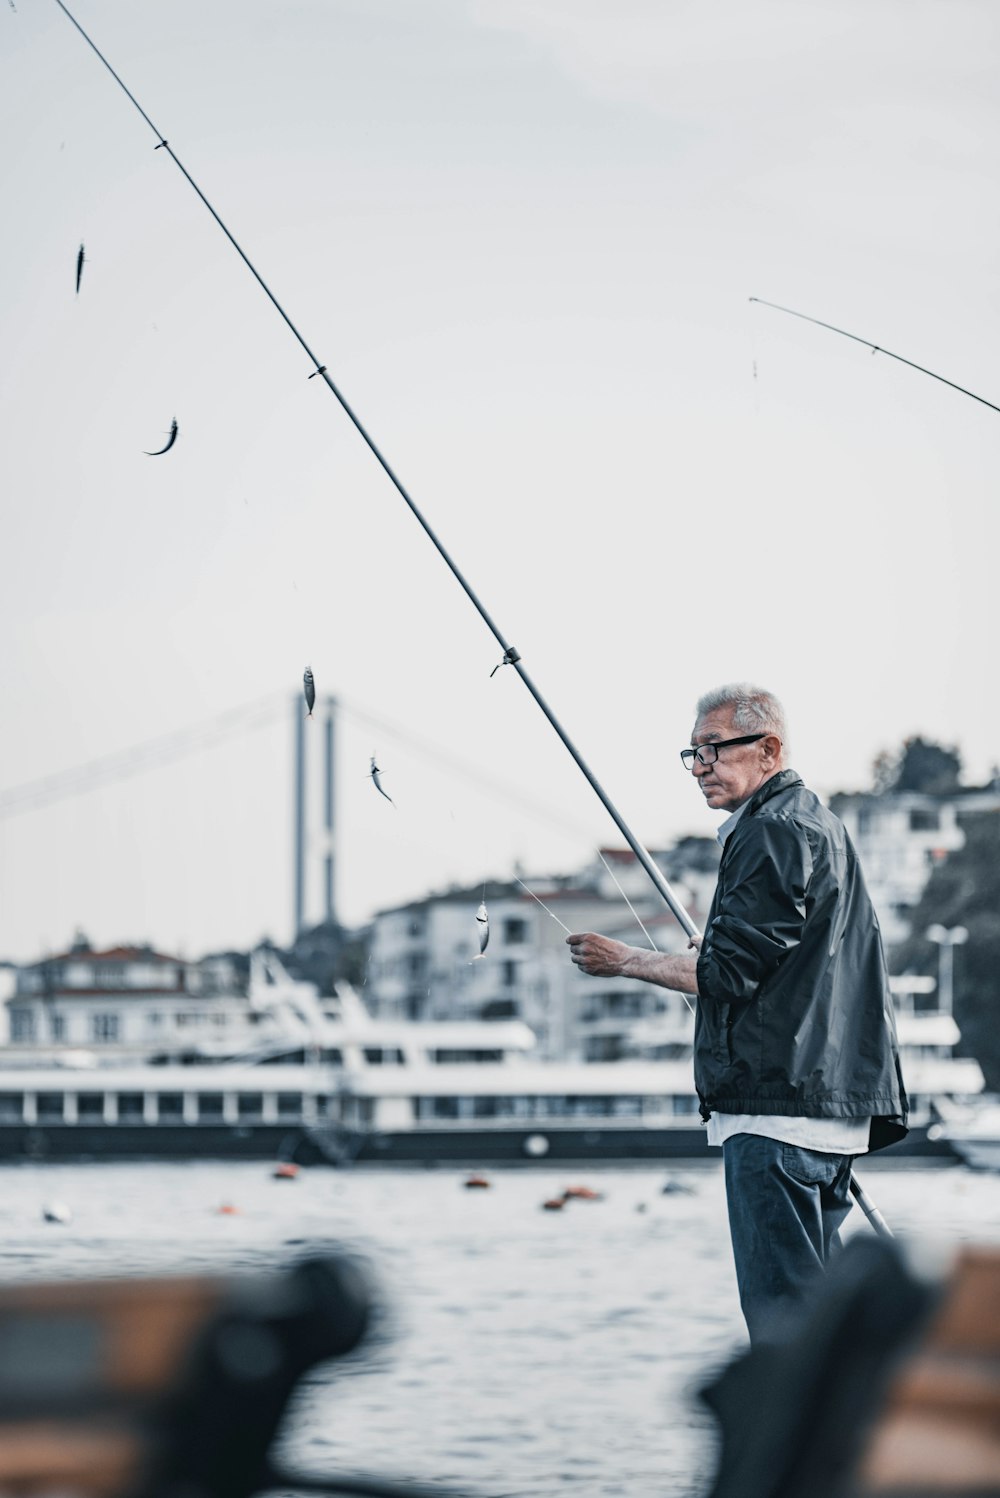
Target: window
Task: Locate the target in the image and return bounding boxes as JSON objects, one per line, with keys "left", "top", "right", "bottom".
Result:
{"left": 118, "top": 1093, "right": 145, "bottom": 1121}
{"left": 909, "top": 808, "right": 940, "bottom": 832}
{"left": 503, "top": 918, "right": 528, "bottom": 944}
{"left": 501, "top": 960, "right": 518, "bottom": 988}
{"left": 10, "top": 1011, "right": 35, "bottom": 1043}
{"left": 432, "top": 1049, "right": 504, "bottom": 1064}
{"left": 91, "top": 1013, "right": 120, "bottom": 1043}
{"left": 157, "top": 1093, "right": 184, "bottom": 1120}
{"left": 198, "top": 1093, "right": 225, "bottom": 1120}
{"left": 50, "top": 1013, "right": 66, "bottom": 1041}
{"left": 277, "top": 1093, "right": 303, "bottom": 1119}
{"left": 238, "top": 1093, "right": 263, "bottom": 1120}
{"left": 37, "top": 1093, "right": 65, "bottom": 1121}
{"left": 0, "top": 1094, "right": 23, "bottom": 1121}
{"left": 77, "top": 1094, "right": 105, "bottom": 1120}
{"left": 481, "top": 999, "right": 517, "bottom": 1019}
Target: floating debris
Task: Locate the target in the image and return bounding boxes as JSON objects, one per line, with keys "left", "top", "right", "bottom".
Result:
{"left": 464, "top": 1174, "right": 490, "bottom": 1190}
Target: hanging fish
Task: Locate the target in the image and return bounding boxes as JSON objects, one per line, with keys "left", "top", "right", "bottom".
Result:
{"left": 75, "top": 243, "right": 85, "bottom": 293}
{"left": 145, "top": 419, "right": 179, "bottom": 456}
{"left": 473, "top": 900, "right": 490, "bottom": 959}
{"left": 369, "top": 754, "right": 394, "bottom": 806}
{"left": 303, "top": 666, "right": 315, "bottom": 717}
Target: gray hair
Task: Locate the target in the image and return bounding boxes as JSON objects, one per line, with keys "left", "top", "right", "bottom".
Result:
{"left": 695, "top": 683, "right": 789, "bottom": 747}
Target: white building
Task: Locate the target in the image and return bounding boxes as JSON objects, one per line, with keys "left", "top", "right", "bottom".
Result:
{"left": 366, "top": 846, "right": 717, "bottom": 1061}
{"left": 831, "top": 786, "right": 1000, "bottom": 946}
{"left": 6, "top": 935, "right": 253, "bottom": 1063}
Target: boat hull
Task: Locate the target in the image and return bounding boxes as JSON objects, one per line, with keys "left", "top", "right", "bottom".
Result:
{"left": 0, "top": 1121, "right": 958, "bottom": 1165}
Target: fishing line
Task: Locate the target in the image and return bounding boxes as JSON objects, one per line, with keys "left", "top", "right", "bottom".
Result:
{"left": 597, "top": 850, "right": 661, "bottom": 953}
{"left": 513, "top": 877, "right": 572, "bottom": 935}
{"left": 750, "top": 297, "right": 1000, "bottom": 415}
{"left": 596, "top": 851, "right": 696, "bottom": 1018}
{"left": 52, "top": 0, "right": 697, "bottom": 940}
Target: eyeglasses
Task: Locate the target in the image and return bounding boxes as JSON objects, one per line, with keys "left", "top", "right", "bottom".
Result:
{"left": 680, "top": 733, "right": 767, "bottom": 770}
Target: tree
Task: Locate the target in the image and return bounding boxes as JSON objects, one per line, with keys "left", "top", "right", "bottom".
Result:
{"left": 890, "top": 809, "right": 1000, "bottom": 1089}
{"left": 872, "top": 737, "right": 962, "bottom": 795}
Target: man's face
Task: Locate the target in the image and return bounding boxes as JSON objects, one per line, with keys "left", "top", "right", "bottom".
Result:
{"left": 689, "top": 707, "right": 778, "bottom": 812}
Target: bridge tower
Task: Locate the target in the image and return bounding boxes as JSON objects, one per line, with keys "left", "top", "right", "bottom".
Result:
{"left": 293, "top": 694, "right": 337, "bottom": 937}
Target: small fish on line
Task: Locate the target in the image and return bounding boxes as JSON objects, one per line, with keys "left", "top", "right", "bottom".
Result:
{"left": 369, "top": 754, "right": 394, "bottom": 805}
{"left": 303, "top": 667, "right": 315, "bottom": 717}
{"left": 75, "top": 243, "right": 85, "bottom": 293}
{"left": 146, "top": 419, "right": 178, "bottom": 456}
{"left": 472, "top": 900, "right": 489, "bottom": 959}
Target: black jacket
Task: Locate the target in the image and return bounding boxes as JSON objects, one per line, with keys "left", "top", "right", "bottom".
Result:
{"left": 694, "top": 769, "right": 908, "bottom": 1151}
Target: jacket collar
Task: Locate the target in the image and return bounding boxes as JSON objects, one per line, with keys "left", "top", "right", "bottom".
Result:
{"left": 742, "top": 767, "right": 803, "bottom": 817}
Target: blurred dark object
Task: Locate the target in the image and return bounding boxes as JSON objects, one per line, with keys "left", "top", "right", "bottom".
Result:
{"left": 0, "top": 1253, "right": 373, "bottom": 1498}
{"left": 701, "top": 1236, "right": 1000, "bottom": 1498}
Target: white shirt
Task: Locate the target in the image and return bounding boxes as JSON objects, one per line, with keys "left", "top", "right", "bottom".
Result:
{"left": 705, "top": 794, "right": 870, "bottom": 1157}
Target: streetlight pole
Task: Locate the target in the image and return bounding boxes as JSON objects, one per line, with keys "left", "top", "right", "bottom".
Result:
{"left": 925, "top": 924, "right": 969, "bottom": 1016}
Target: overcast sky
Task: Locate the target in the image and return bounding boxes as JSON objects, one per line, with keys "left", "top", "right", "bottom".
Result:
{"left": 1, "top": 1, "right": 997, "bottom": 963}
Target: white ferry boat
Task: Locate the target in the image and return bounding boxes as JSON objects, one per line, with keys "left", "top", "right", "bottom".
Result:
{"left": 0, "top": 954, "right": 983, "bottom": 1164}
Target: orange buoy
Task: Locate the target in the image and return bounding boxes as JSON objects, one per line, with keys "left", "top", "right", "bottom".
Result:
{"left": 216, "top": 1203, "right": 240, "bottom": 1215}
{"left": 464, "top": 1174, "right": 490, "bottom": 1189}
{"left": 563, "top": 1185, "right": 603, "bottom": 1201}
{"left": 273, "top": 1162, "right": 300, "bottom": 1180}
{"left": 542, "top": 1194, "right": 568, "bottom": 1211}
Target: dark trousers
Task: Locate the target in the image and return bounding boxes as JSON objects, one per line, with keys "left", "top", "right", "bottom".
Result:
{"left": 722, "top": 1132, "right": 856, "bottom": 1343}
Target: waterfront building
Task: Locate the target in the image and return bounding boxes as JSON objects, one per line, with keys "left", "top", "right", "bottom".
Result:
{"left": 831, "top": 783, "right": 1000, "bottom": 946}
{"left": 365, "top": 845, "right": 717, "bottom": 1060}
{"left": 6, "top": 934, "right": 254, "bottom": 1064}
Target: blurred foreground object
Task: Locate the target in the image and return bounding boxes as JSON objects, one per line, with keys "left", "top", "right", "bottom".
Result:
{"left": 0, "top": 1253, "right": 372, "bottom": 1498}
{"left": 702, "top": 1236, "right": 1000, "bottom": 1498}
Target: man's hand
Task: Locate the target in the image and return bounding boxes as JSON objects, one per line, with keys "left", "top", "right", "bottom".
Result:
{"left": 566, "top": 932, "right": 632, "bottom": 977}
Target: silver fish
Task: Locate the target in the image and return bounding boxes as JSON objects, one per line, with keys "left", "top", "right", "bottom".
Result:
{"left": 146, "top": 418, "right": 178, "bottom": 456}
{"left": 474, "top": 900, "right": 489, "bottom": 957}
{"left": 303, "top": 666, "right": 315, "bottom": 717}
{"left": 370, "top": 754, "right": 394, "bottom": 805}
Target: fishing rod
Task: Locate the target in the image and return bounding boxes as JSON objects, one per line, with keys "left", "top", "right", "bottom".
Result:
{"left": 54, "top": 5, "right": 895, "bottom": 1238}
{"left": 52, "top": 0, "right": 697, "bottom": 941}
{"left": 750, "top": 297, "right": 1000, "bottom": 416}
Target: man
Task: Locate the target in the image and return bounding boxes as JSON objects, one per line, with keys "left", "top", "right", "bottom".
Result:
{"left": 567, "top": 683, "right": 907, "bottom": 1342}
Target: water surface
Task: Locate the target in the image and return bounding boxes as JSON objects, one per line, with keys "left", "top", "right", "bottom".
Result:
{"left": 3, "top": 1160, "right": 999, "bottom": 1498}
